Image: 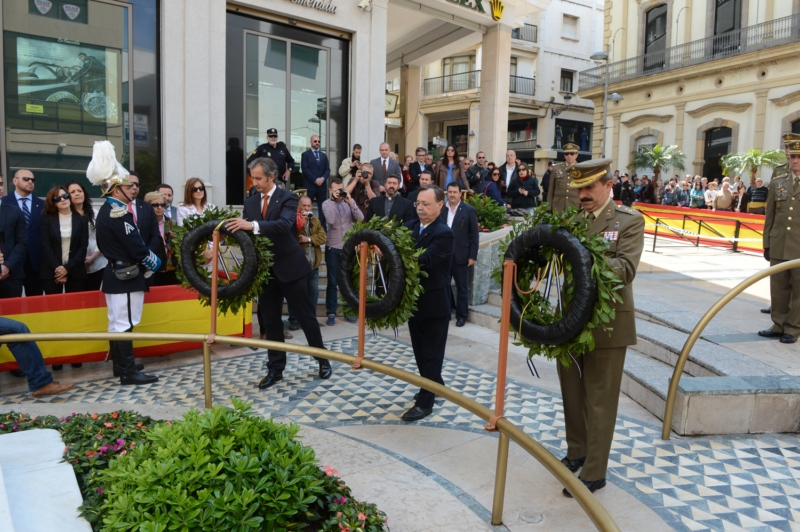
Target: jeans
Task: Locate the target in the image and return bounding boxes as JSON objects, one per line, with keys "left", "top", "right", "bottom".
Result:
{"left": 0, "top": 317, "right": 52, "bottom": 392}
{"left": 289, "top": 268, "right": 320, "bottom": 325}
{"left": 325, "top": 247, "right": 342, "bottom": 316}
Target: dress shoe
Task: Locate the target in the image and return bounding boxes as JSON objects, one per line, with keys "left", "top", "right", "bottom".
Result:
{"left": 71, "top": 363, "right": 82, "bottom": 369}
{"left": 318, "top": 361, "right": 332, "bottom": 379}
{"left": 761, "top": 307, "right": 771, "bottom": 314}
{"left": 258, "top": 372, "right": 283, "bottom": 389}
{"left": 288, "top": 321, "right": 301, "bottom": 331}
{"left": 758, "top": 329, "right": 782, "bottom": 338}
{"left": 456, "top": 318, "right": 466, "bottom": 327}
{"left": 401, "top": 406, "right": 433, "bottom": 422}
{"left": 9, "top": 369, "right": 25, "bottom": 378}
{"left": 31, "top": 380, "right": 74, "bottom": 397}
{"left": 563, "top": 478, "right": 607, "bottom": 498}
{"left": 283, "top": 330, "right": 293, "bottom": 339}
{"left": 120, "top": 370, "right": 159, "bottom": 385}
{"left": 780, "top": 334, "right": 797, "bottom": 344}
{"left": 113, "top": 363, "right": 144, "bottom": 378}
{"left": 560, "top": 456, "right": 586, "bottom": 473}
{"left": 53, "top": 364, "right": 63, "bottom": 371}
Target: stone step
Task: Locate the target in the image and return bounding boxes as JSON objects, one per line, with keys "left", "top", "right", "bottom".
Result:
{"left": 621, "top": 349, "right": 675, "bottom": 424}
{"left": 0, "top": 429, "right": 91, "bottom": 531}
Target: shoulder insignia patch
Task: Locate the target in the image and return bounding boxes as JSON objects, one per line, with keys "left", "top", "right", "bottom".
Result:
{"left": 616, "top": 205, "right": 635, "bottom": 215}
{"left": 251, "top": 149, "right": 258, "bottom": 155}
{"left": 110, "top": 206, "right": 127, "bottom": 218}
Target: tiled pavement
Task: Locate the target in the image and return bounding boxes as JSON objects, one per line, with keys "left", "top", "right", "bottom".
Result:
{"left": 2, "top": 336, "right": 800, "bottom": 532}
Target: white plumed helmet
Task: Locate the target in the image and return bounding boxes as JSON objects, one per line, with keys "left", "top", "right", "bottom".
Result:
{"left": 86, "top": 140, "right": 131, "bottom": 196}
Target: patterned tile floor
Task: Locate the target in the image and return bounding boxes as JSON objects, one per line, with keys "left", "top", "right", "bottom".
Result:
{"left": 2, "top": 335, "right": 800, "bottom": 532}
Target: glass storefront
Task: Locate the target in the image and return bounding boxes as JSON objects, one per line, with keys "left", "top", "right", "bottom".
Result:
{"left": 1, "top": 0, "right": 160, "bottom": 196}
{"left": 554, "top": 118, "right": 592, "bottom": 152}
{"left": 225, "top": 12, "right": 349, "bottom": 205}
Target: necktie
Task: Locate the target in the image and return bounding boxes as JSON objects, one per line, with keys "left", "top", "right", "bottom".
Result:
{"left": 261, "top": 194, "right": 268, "bottom": 220}
{"left": 20, "top": 198, "right": 30, "bottom": 226}
{"left": 587, "top": 212, "right": 596, "bottom": 221}
{"left": 127, "top": 201, "right": 138, "bottom": 224}
{"left": 383, "top": 159, "right": 387, "bottom": 176}
{"left": 314, "top": 150, "right": 319, "bottom": 161}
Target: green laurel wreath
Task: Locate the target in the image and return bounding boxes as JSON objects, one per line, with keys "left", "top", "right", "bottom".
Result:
{"left": 171, "top": 206, "right": 274, "bottom": 315}
{"left": 491, "top": 204, "right": 624, "bottom": 367}
{"left": 341, "top": 217, "right": 425, "bottom": 331}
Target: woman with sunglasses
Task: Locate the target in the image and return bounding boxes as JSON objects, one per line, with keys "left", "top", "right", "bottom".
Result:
{"left": 66, "top": 180, "right": 106, "bottom": 291}
{"left": 434, "top": 144, "right": 469, "bottom": 191}
{"left": 40, "top": 186, "right": 89, "bottom": 296}
{"left": 483, "top": 168, "right": 508, "bottom": 209}
{"left": 177, "top": 178, "right": 216, "bottom": 226}
{"left": 144, "top": 191, "right": 178, "bottom": 285}
{"left": 507, "top": 163, "right": 540, "bottom": 214}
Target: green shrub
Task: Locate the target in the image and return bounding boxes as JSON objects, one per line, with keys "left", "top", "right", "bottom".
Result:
{"left": 467, "top": 193, "right": 508, "bottom": 232}
{"left": 92, "top": 398, "right": 387, "bottom": 531}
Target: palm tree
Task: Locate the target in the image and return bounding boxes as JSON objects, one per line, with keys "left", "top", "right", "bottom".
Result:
{"left": 721, "top": 148, "right": 786, "bottom": 181}
{"left": 627, "top": 144, "right": 686, "bottom": 182}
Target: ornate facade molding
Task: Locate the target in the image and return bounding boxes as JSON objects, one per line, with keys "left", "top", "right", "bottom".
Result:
{"left": 770, "top": 89, "right": 800, "bottom": 107}
{"left": 687, "top": 102, "right": 751, "bottom": 118}
{"left": 621, "top": 114, "right": 673, "bottom": 127}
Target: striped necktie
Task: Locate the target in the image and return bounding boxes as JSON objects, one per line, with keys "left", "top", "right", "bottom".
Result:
{"left": 20, "top": 198, "right": 31, "bottom": 226}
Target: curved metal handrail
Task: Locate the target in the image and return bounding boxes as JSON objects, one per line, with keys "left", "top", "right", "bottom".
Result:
{"left": 0, "top": 331, "right": 620, "bottom": 531}
{"left": 661, "top": 258, "right": 800, "bottom": 439}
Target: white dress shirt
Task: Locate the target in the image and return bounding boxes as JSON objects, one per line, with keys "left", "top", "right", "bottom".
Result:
{"left": 446, "top": 201, "right": 460, "bottom": 228}
{"left": 251, "top": 187, "right": 276, "bottom": 235}
{"left": 505, "top": 165, "right": 516, "bottom": 182}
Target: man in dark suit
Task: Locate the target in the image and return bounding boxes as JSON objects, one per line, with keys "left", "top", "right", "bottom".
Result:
{"left": 2, "top": 169, "right": 44, "bottom": 296}
{"left": 497, "top": 150, "right": 519, "bottom": 191}
{"left": 365, "top": 175, "right": 415, "bottom": 223}
{"left": 401, "top": 185, "right": 454, "bottom": 422}
{"left": 300, "top": 135, "right": 330, "bottom": 231}
{"left": 407, "top": 147, "right": 430, "bottom": 195}
{"left": 0, "top": 201, "right": 28, "bottom": 299}
{"left": 156, "top": 184, "right": 178, "bottom": 221}
{"left": 127, "top": 172, "right": 164, "bottom": 258}
{"left": 370, "top": 142, "right": 402, "bottom": 191}
{"left": 227, "top": 157, "right": 332, "bottom": 389}
{"left": 440, "top": 182, "right": 479, "bottom": 327}
{"left": 408, "top": 170, "right": 434, "bottom": 211}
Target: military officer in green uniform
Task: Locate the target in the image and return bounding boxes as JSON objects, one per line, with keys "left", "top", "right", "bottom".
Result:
{"left": 247, "top": 128, "right": 295, "bottom": 188}
{"left": 546, "top": 143, "right": 582, "bottom": 214}
{"left": 759, "top": 134, "right": 800, "bottom": 344}
{"left": 558, "top": 158, "right": 645, "bottom": 497}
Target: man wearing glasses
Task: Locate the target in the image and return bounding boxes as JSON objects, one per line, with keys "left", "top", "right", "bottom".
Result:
{"left": 127, "top": 172, "right": 165, "bottom": 264}
{"left": 407, "top": 147, "right": 430, "bottom": 194}
{"left": 247, "top": 127, "right": 295, "bottom": 188}
{"left": 466, "top": 151, "right": 489, "bottom": 193}
{"left": 2, "top": 169, "right": 45, "bottom": 296}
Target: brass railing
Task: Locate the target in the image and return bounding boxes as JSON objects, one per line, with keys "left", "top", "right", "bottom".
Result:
{"left": 661, "top": 258, "right": 800, "bottom": 439}
{"left": 1, "top": 331, "right": 621, "bottom": 531}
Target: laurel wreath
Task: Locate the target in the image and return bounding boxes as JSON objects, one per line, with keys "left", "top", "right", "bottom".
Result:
{"left": 492, "top": 205, "right": 624, "bottom": 367}
{"left": 341, "top": 217, "right": 425, "bottom": 331}
{"left": 171, "top": 206, "right": 274, "bottom": 315}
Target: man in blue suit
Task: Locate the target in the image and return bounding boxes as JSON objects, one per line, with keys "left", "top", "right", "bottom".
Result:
{"left": 2, "top": 169, "right": 44, "bottom": 296}
{"left": 300, "top": 135, "right": 330, "bottom": 231}
{"left": 227, "top": 157, "right": 332, "bottom": 389}
{"left": 0, "top": 199, "right": 28, "bottom": 299}
{"left": 402, "top": 184, "right": 454, "bottom": 422}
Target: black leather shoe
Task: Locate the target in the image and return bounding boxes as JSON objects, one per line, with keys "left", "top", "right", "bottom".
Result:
{"left": 780, "top": 334, "right": 797, "bottom": 344}
{"left": 71, "top": 363, "right": 82, "bottom": 369}
{"left": 9, "top": 369, "right": 25, "bottom": 378}
{"left": 120, "top": 371, "right": 159, "bottom": 385}
{"left": 401, "top": 406, "right": 433, "bottom": 422}
{"left": 563, "top": 478, "right": 607, "bottom": 498}
{"left": 318, "top": 361, "right": 332, "bottom": 379}
{"left": 758, "top": 329, "right": 782, "bottom": 338}
{"left": 258, "top": 372, "right": 283, "bottom": 389}
{"left": 456, "top": 318, "right": 466, "bottom": 327}
{"left": 288, "top": 322, "right": 301, "bottom": 331}
{"left": 761, "top": 307, "right": 771, "bottom": 314}
{"left": 53, "top": 365, "right": 63, "bottom": 371}
{"left": 113, "top": 363, "right": 144, "bottom": 377}
{"left": 561, "top": 456, "right": 586, "bottom": 473}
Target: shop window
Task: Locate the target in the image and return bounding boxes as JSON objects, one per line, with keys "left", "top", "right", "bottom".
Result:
{"left": 448, "top": 125, "right": 469, "bottom": 156}
{"left": 507, "top": 118, "right": 537, "bottom": 151}
{"left": 554, "top": 118, "right": 591, "bottom": 152}
{"left": 562, "top": 15, "right": 578, "bottom": 40}
{"left": 560, "top": 70, "right": 574, "bottom": 93}
{"left": 703, "top": 127, "right": 732, "bottom": 182}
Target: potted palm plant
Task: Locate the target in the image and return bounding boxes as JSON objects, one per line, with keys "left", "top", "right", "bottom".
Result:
{"left": 721, "top": 148, "right": 786, "bottom": 181}
{"left": 627, "top": 143, "right": 686, "bottom": 182}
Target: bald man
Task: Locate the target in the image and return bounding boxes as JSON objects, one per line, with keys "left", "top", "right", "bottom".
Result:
{"left": 370, "top": 143, "right": 402, "bottom": 193}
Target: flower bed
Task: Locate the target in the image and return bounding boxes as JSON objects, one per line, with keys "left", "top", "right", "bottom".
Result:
{"left": 0, "top": 400, "right": 388, "bottom": 531}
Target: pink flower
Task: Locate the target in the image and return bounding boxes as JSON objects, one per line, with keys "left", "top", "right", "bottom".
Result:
{"left": 333, "top": 496, "right": 347, "bottom": 504}
{"left": 358, "top": 513, "right": 366, "bottom": 521}
{"left": 96, "top": 488, "right": 103, "bottom": 494}
{"left": 104, "top": 423, "right": 113, "bottom": 428}
{"left": 119, "top": 450, "right": 127, "bottom": 456}
{"left": 325, "top": 465, "right": 339, "bottom": 477}
{"left": 111, "top": 412, "right": 118, "bottom": 419}
{"left": 91, "top": 413, "right": 98, "bottom": 419}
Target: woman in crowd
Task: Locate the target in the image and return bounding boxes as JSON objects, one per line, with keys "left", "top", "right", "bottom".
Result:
{"left": 653, "top": 179, "right": 664, "bottom": 204}
{"left": 689, "top": 181, "right": 706, "bottom": 208}
{"left": 507, "top": 162, "right": 539, "bottom": 214}
{"left": 145, "top": 191, "right": 178, "bottom": 286}
{"left": 633, "top": 178, "right": 644, "bottom": 202}
{"left": 661, "top": 180, "right": 676, "bottom": 206}
{"left": 402, "top": 155, "right": 413, "bottom": 196}
{"left": 483, "top": 167, "right": 508, "bottom": 209}
{"left": 434, "top": 145, "right": 468, "bottom": 190}
{"left": 66, "top": 180, "right": 106, "bottom": 291}
{"left": 704, "top": 181, "right": 718, "bottom": 209}
{"left": 675, "top": 180, "right": 690, "bottom": 207}
{"left": 177, "top": 178, "right": 215, "bottom": 226}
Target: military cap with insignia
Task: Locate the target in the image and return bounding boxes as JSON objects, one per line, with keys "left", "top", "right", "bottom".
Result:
{"left": 562, "top": 143, "right": 580, "bottom": 154}
{"left": 783, "top": 133, "right": 800, "bottom": 155}
{"left": 266, "top": 128, "right": 278, "bottom": 137}
{"left": 568, "top": 158, "right": 613, "bottom": 188}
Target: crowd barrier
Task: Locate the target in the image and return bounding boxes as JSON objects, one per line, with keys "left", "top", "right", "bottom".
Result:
{"left": 0, "top": 286, "right": 252, "bottom": 371}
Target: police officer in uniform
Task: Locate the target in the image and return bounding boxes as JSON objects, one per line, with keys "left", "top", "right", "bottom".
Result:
{"left": 759, "top": 134, "right": 800, "bottom": 344}
{"left": 546, "top": 143, "right": 582, "bottom": 214}
{"left": 247, "top": 128, "right": 295, "bottom": 189}
{"left": 87, "top": 141, "right": 162, "bottom": 385}
{"left": 558, "top": 158, "right": 645, "bottom": 497}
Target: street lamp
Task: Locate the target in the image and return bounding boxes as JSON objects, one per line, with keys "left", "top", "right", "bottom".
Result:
{"left": 550, "top": 93, "right": 572, "bottom": 118}
{"left": 590, "top": 48, "right": 624, "bottom": 158}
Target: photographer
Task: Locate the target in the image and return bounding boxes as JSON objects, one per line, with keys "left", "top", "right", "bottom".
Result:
{"left": 345, "top": 162, "right": 380, "bottom": 217}
{"left": 338, "top": 143, "right": 363, "bottom": 187}
{"left": 322, "top": 177, "right": 364, "bottom": 326}
{"left": 288, "top": 196, "right": 326, "bottom": 331}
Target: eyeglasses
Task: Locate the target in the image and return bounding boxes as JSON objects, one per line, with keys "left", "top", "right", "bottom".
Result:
{"left": 19, "top": 176, "right": 35, "bottom": 183}
{"left": 492, "top": 172, "right": 501, "bottom": 176}
{"left": 477, "top": 156, "right": 485, "bottom": 159}
{"left": 128, "top": 182, "right": 140, "bottom": 188}
{"left": 267, "top": 135, "right": 277, "bottom": 138}
{"left": 192, "top": 186, "right": 205, "bottom": 193}
{"left": 151, "top": 203, "right": 166, "bottom": 208}
{"left": 52, "top": 193, "right": 70, "bottom": 203}
{"left": 413, "top": 201, "right": 436, "bottom": 208}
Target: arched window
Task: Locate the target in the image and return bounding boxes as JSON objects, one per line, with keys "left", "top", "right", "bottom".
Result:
{"left": 703, "top": 127, "right": 733, "bottom": 182}
{"left": 633, "top": 134, "right": 659, "bottom": 177}
{"left": 644, "top": 5, "right": 668, "bottom": 72}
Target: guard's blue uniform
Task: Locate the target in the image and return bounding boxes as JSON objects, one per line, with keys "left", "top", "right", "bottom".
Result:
{"left": 247, "top": 141, "right": 295, "bottom": 179}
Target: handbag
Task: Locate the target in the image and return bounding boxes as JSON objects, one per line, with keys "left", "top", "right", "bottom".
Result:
{"left": 113, "top": 261, "right": 140, "bottom": 281}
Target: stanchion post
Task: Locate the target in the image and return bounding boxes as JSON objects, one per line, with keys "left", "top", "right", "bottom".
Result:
{"left": 352, "top": 241, "right": 369, "bottom": 369}
{"left": 491, "top": 432, "right": 511, "bottom": 526}
{"left": 652, "top": 219, "right": 659, "bottom": 253}
{"left": 203, "top": 342, "right": 212, "bottom": 408}
{"left": 204, "top": 229, "right": 221, "bottom": 408}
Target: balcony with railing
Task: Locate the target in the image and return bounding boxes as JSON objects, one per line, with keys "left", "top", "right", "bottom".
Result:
{"left": 422, "top": 71, "right": 535, "bottom": 97}
{"left": 578, "top": 13, "right": 800, "bottom": 91}
{"left": 512, "top": 24, "right": 538, "bottom": 43}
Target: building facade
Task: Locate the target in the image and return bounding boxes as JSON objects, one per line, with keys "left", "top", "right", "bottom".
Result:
{"left": 578, "top": 0, "right": 800, "bottom": 183}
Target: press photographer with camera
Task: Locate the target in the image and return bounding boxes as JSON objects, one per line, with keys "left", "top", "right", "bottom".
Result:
{"left": 287, "top": 196, "right": 327, "bottom": 331}
{"left": 338, "top": 143, "right": 363, "bottom": 187}
{"left": 345, "top": 162, "right": 380, "bottom": 217}
{"left": 322, "top": 177, "right": 365, "bottom": 326}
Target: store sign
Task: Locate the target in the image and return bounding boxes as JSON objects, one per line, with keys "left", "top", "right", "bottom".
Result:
{"left": 384, "top": 117, "right": 402, "bottom": 128}
{"left": 34, "top": 0, "right": 53, "bottom": 14}
{"left": 26, "top": 104, "right": 44, "bottom": 114}
{"left": 63, "top": 4, "right": 81, "bottom": 20}
{"left": 447, "top": 0, "right": 486, "bottom": 15}
{"left": 289, "top": 0, "right": 337, "bottom": 15}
